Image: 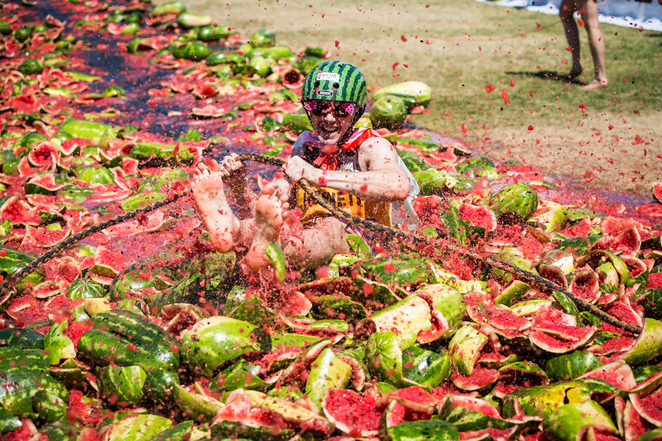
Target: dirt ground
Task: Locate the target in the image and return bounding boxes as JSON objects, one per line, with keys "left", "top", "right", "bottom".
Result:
{"left": 154, "top": 0, "right": 662, "bottom": 201}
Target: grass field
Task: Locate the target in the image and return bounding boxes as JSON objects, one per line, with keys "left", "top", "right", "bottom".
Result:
{"left": 157, "top": 0, "right": 662, "bottom": 196}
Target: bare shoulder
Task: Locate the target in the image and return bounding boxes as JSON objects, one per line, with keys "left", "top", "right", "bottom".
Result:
{"left": 357, "top": 136, "right": 400, "bottom": 171}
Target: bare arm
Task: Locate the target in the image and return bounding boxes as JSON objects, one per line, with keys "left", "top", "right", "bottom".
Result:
{"left": 283, "top": 137, "right": 410, "bottom": 202}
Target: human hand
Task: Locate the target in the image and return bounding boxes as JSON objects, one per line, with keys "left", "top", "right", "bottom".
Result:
{"left": 283, "top": 156, "right": 324, "bottom": 187}
{"left": 218, "top": 153, "right": 247, "bottom": 188}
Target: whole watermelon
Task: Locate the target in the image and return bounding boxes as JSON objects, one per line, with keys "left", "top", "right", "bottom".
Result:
{"left": 67, "top": 278, "right": 107, "bottom": 299}
{"left": 487, "top": 183, "right": 539, "bottom": 222}
{"left": 370, "top": 96, "right": 407, "bottom": 130}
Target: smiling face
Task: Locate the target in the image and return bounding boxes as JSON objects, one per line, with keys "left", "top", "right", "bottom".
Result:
{"left": 307, "top": 101, "right": 355, "bottom": 146}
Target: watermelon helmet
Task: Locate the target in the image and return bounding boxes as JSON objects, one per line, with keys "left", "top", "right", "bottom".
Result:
{"left": 301, "top": 61, "right": 367, "bottom": 129}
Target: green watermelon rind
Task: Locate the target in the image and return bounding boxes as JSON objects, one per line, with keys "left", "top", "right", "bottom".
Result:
{"left": 487, "top": 183, "right": 539, "bottom": 222}
{"left": 652, "top": 182, "right": 662, "bottom": 205}
{"left": 67, "top": 278, "right": 107, "bottom": 300}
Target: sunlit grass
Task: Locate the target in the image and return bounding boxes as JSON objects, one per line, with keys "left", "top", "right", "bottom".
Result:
{"left": 162, "top": 0, "right": 662, "bottom": 193}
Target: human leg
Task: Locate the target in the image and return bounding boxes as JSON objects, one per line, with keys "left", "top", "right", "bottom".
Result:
{"left": 279, "top": 217, "right": 350, "bottom": 271}
{"left": 191, "top": 160, "right": 248, "bottom": 253}
{"left": 560, "top": 0, "right": 586, "bottom": 78}
{"left": 581, "top": 0, "right": 608, "bottom": 89}
{"left": 244, "top": 181, "right": 291, "bottom": 273}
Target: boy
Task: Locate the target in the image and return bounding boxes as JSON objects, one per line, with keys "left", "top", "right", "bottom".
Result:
{"left": 192, "top": 61, "right": 414, "bottom": 272}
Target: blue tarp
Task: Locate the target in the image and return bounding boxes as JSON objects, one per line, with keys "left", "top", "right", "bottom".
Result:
{"left": 475, "top": 0, "right": 662, "bottom": 31}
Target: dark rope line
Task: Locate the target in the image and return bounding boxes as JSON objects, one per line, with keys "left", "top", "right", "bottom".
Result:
{"left": 238, "top": 154, "right": 641, "bottom": 334}
{"left": 0, "top": 191, "right": 191, "bottom": 296}
{"left": 0, "top": 153, "right": 642, "bottom": 334}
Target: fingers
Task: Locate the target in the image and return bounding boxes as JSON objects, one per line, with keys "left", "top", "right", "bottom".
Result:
{"left": 203, "top": 157, "right": 221, "bottom": 172}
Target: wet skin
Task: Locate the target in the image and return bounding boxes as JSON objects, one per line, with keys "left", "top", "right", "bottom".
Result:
{"left": 191, "top": 100, "right": 411, "bottom": 272}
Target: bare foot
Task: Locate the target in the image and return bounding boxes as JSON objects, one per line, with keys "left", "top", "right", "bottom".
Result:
{"left": 581, "top": 78, "right": 608, "bottom": 90}
{"left": 245, "top": 183, "right": 290, "bottom": 273}
{"left": 191, "top": 160, "right": 241, "bottom": 253}
{"left": 567, "top": 64, "right": 583, "bottom": 79}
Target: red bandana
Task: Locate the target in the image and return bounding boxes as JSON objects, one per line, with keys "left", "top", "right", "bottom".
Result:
{"left": 311, "top": 128, "right": 382, "bottom": 171}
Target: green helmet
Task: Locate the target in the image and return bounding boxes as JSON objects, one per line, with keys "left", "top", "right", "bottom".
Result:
{"left": 302, "top": 61, "right": 367, "bottom": 108}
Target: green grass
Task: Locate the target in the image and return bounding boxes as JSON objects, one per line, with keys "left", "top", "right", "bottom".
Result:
{"left": 162, "top": 0, "right": 662, "bottom": 193}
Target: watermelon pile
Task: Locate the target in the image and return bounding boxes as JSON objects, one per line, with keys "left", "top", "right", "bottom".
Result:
{"left": 4, "top": 1, "right": 662, "bottom": 440}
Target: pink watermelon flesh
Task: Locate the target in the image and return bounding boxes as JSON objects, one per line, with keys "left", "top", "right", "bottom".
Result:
{"left": 538, "top": 264, "right": 568, "bottom": 290}
{"left": 652, "top": 182, "right": 662, "bottom": 204}
{"left": 465, "top": 292, "right": 530, "bottom": 332}
{"left": 620, "top": 255, "right": 647, "bottom": 278}
{"left": 579, "top": 362, "right": 636, "bottom": 390}
{"left": 569, "top": 271, "right": 601, "bottom": 303}
{"left": 387, "top": 386, "right": 439, "bottom": 408}
{"left": 23, "top": 225, "right": 71, "bottom": 248}
{"left": 384, "top": 401, "right": 406, "bottom": 427}
{"left": 561, "top": 216, "right": 593, "bottom": 237}
{"left": 614, "top": 225, "right": 641, "bottom": 255}
{"left": 94, "top": 247, "right": 126, "bottom": 271}
{"left": 451, "top": 366, "right": 499, "bottom": 391}
{"left": 459, "top": 203, "right": 497, "bottom": 233}
{"left": 591, "top": 336, "right": 636, "bottom": 357}
{"left": 27, "top": 173, "right": 66, "bottom": 192}
{"left": 322, "top": 388, "right": 381, "bottom": 436}
{"left": 1, "top": 197, "right": 40, "bottom": 225}
{"left": 633, "top": 389, "right": 662, "bottom": 427}
{"left": 533, "top": 305, "right": 576, "bottom": 327}
{"left": 601, "top": 217, "right": 643, "bottom": 237}
{"left": 27, "top": 142, "right": 60, "bottom": 167}
{"left": 18, "top": 156, "right": 50, "bottom": 177}
{"left": 601, "top": 302, "right": 644, "bottom": 334}
{"left": 122, "top": 157, "right": 140, "bottom": 175}
{"left": 624, "top": 400, "right": 651, "bottom": 441}
{"left": 447, "top": 395, "right": 501, "bottom": 418}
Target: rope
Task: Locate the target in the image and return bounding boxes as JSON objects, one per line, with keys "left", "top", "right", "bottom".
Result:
{"left": 0, "top": 153, "right": 642, "bottom": 334}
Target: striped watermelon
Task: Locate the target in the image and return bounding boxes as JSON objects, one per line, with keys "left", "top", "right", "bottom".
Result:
{"left": 487, "top": 183, "right": 539, "bottom": 223}
{"left": 66, "top": 278, "right": 107, "bottom": 299}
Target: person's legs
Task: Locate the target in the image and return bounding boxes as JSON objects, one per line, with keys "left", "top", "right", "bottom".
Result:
{"left": 191, "top": 161, "right": 246, "bottom": 253}
{"left": 560, "top": 0, "right": 586, "bottom": 78}
{"left": 279, "top": 217, "right": 350, "bottom": 271}
{"left": 581, "top": 0, "right": 608, "bottom": 89}
{"left": 193, "top": 163, "right": 350, "bottom": 272}
{"left": 245, "top": 181, "right": 291, "bottom": 272}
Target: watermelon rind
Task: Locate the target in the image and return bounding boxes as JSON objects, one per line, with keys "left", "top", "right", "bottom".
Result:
{"left": 367, "top": 295, "right": 432, "bottom": 350}
{"left": 370, "top": 96, "right": 407, "bottom": 130}
{"left": 448, "top": 325, "right": 488, "bottom": 376}
{"left": 402, "top": 344, "right": 452, "bottom": 388}
{"left": 180, "top": 316, "right": 259, "bottom": 377}
{"left": 386, "top": 420, "right": 459, "bottom": 441}
{"left": 321, "top": 388, "right": 378, "bottom": 436}
{"left": 488, "top": 183, "right": 539, "bottom": 223}
{"left": 494, "top": 280, "right": 531, "bottom": 306}
{"left": 245, "top": 389, "right": 334, "bottom": 434}
{"left": 622, "top": 318, "right": 662, "bottom": 366}
{"left": 59, "top": 119, "right": 118, "bottom": 148}
{"left": 103, "top": 414, "right": 173, "bottom": 441}
{"left": 414, "top": 283, "right": 465, "bottom": 341}
{"left": 75, "top": 165, "right": 115, "bottom": 185}
{"left": 372, "top": 81, "right": 432, "bottom": 110}
{"left": 43, "top": 320, "right": 76, "bottom": 365}
{"left": 545, "top": 351, "right": 604, "bottom": 382}
{"left": 99, "top": 365, "right": 147, "bottom": 407}
{"left": 652, "top": 182, "right": 662, "bottom": 204}
{"left": 304, "top": 348, "right": 352, "bottom": 407}
{"left": 67, "top": 278, "right": 107, "bottom": 299}
{"left": 542, "top": 400, "right": 617, "bottom": 441}
{"left": 365, "top": 332, "right": 418, "bottom": 388}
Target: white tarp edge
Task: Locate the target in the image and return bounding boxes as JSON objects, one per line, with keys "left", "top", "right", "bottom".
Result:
{"left": 475, "top": 0, "right": 662, "bottom": 32}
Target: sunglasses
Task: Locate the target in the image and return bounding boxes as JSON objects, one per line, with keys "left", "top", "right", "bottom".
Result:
{"left": 303, "top": 100, "right": 355, "bottom": 118}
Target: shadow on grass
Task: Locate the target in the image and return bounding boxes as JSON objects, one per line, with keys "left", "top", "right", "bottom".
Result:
{"left": 506, "top": 70, "right": 585, "bottom": 86}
